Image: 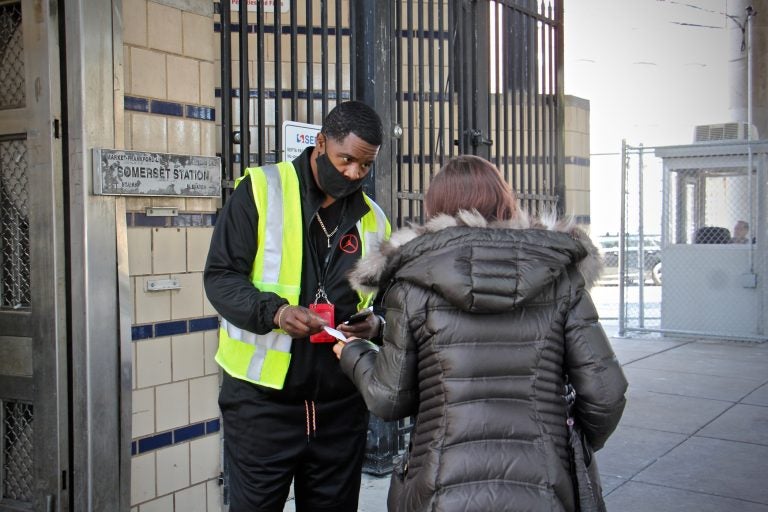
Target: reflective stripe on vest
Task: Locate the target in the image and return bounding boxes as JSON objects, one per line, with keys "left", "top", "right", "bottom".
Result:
{"left": 355, "top": 194, "right": 391, "bottom": 309}
{"left": 215, "top": 163, "right": 390, "bottom": 389}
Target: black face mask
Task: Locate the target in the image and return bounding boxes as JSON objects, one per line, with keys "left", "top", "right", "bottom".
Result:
{"left": 316, "top": 153, "right": 366, "bottom": 199}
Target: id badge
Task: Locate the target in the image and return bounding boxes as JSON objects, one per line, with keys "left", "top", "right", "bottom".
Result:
{"left": 309, "top": 302, "right": 335, "bottom": 343}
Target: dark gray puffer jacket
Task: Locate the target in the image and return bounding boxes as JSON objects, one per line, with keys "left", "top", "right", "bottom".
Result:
{"left": 341, "top": 210, "right": 628, "bottom": 512}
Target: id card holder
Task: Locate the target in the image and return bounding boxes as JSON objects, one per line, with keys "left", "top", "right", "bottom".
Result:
{"left": 309, "top": 302, "right": 335, "bottom": 343}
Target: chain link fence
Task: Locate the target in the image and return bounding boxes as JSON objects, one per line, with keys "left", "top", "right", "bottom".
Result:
{"left": 618, "top": 140, "right": 768, "bottom": 341}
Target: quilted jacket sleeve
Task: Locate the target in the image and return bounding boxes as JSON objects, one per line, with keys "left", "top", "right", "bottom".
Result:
{"left": 564, "top": 269, "right": 628, "bottom": 451}
{"left": 339, "top": 281, "right": 420, "bottom": 421}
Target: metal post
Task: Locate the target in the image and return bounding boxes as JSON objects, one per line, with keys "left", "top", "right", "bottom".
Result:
{"left": 352, "top": 0, "right": 395, "bottom": 220}
{"left": 638, "top": 144, "right": 645, "bottom": 327}
{"left": 220, "top": 0, "right": 233, "bottom": 199}
{"left": 619, "top": 140, "right": 627, "bottom": 336}
{"left": 238, "top": 0, "right": 250, "bottom": 170}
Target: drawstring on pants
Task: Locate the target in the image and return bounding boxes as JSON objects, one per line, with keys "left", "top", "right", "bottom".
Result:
{"left": 304, "top": 400, "right": 317, "bottom": 439}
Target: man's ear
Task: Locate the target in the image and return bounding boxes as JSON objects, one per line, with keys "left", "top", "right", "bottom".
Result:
{"left": 316, "top": 132, "right": 325, "bottom": 152}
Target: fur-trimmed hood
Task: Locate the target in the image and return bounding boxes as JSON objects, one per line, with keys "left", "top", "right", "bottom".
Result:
{"left": 349, "top": 209, "right": 603, "bottom": 312}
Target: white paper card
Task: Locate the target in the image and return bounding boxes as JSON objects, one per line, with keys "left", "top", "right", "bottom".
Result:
{"left": 323, "top": 326, "right": 348, "bottom": 341}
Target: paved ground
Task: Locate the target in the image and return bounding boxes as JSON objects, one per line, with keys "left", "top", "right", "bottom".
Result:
{"left": 285, "top": 332, "right": 768, "bottom": 511}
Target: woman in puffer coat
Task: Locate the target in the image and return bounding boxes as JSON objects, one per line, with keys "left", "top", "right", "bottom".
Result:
{"left": 333, "top": 155, "right": 628, "bottom": 512}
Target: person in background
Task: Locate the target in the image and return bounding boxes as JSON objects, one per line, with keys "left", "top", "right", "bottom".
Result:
{"left": 731, "top": 220, "right": 750, "bottom": 244}
{"left": 334, "top": 155, "right": 627, "bottom": 511}
{"left": 204, "top": 100, "right": 391, "bottom": 512}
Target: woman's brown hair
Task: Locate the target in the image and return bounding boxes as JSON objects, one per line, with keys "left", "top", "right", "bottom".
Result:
{"left": 425, "top": 155, "right": 517, "bottom": 222}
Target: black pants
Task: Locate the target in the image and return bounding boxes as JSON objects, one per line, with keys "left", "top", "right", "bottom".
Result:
{"left": 219, "top": 373, "right": 369, "bottom": 512}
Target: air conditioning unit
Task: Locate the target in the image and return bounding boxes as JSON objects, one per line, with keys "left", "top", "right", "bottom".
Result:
{"left": 693, "top": 122, "right": 759, "bottom": 143}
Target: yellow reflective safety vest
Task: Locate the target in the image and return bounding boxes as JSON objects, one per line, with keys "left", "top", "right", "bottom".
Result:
{"left": 215, "top": 162, "right": 391, "bottom": 390}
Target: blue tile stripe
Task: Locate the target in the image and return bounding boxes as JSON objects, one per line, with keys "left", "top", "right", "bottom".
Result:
{"left": 131, "top": 316, "right": 220, "bottom": 341}
{"left": 134, "top": 418, "right": 221, "bottom": 455}
{"left": 124, "top": 95, "right": 216, "bottom": 122}
{"left": 126, "top": 212, "right": 218, "bottom": 228}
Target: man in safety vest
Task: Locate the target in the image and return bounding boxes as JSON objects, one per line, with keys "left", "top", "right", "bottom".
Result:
{"left": 204, "top": 100, "right": 391, "bottom": 512}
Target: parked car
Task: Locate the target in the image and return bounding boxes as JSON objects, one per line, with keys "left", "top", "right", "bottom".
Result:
{"left": 598, "top": 234, "right": 662, "bottom": 285}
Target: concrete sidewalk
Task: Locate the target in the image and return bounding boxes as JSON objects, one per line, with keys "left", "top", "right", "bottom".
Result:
{"left": 287, "top": 334, "right": 768, "bottom": 511}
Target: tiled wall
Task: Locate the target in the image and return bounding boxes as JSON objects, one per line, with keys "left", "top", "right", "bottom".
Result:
{"left": 122, "top": 1, "right": 222, "bottom": 510}
{"left": 564, "top": 95, "right": 591, "bottom": 225}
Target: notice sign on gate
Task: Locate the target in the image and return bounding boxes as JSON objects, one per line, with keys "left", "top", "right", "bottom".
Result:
{"left": 282, "top": 121, "right": 321, "bottom": 161}
{"left": 92, "top": 148, "right": 221, "bottom": 197}
{"left": 230, "top": 0, "right": 290, "bottom": 13}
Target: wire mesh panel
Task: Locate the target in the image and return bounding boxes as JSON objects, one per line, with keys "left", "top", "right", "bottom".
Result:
{"left": 0, "top": 136, "right": 30, "bottom": 310}
{"left": 1, "top": 400, "right": 33, "bottom": 504}
{"left": 0, "top": 1, "right": 24, "bottom": 110}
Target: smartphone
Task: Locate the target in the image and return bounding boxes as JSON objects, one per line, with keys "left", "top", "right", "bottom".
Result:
{"left": 345, "top": 307, "right": 374, "bottom": 325}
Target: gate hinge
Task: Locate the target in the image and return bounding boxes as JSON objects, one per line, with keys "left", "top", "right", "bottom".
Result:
{"left": 53, "top": 119, "right": 61, "bottom": 139}
{"left": 468, "top": 129, "right": 493, "bottom": 147}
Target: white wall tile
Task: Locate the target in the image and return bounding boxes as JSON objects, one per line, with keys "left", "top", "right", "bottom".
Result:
{"left": 182, "top": 12, "right": 215, "bottom": 61}
{"left": 155, "top": 381, "right": 190, "bottom": 431}
{"left": 174, "top": 483, "right": 207, "bottom": 512}
{"left": 131, "top": 112, "right": 167, "bottom": 153}
{"left": 186, "top": 228, "right": 213, "bottom": 272}
{"left": 170, "top": 272, "right": 203, "bottom": 319}
{"left": 138, "top": 494, "right": 173, "bottom": 512}
{"left": 123, "top": 0, "right": 148, "bottom": 47}
{"left": 153, "top": 228, "right": 187, "bottom": 274}
{"left": 148, "top": 2, "right": 183, "bottom": 55}
{"left": 167, "top": 55, "right": 200, "bottom": 104}
{"left": 131, "top": 452, "right": 156, "bottom": 505}
{"left": 190, "top": 434, "right": 220, "bottom": 484}
{"left": 167, "top": 118, "right": 201, "bottom": 156}
{"left": 156, "top": 443, "right": 191, "bottom": 496}
{"left": 132, "top": 387, "right": 156, "bottom": 438}
{"left": 206, "top": 479, "right": 223, "bottom": 512}
{"left": 202, "top": 331, "right": 219, "bottom": 375}
{"left": 172, "top": 332, "right": 205, "bottom": 381}
{"left": 128, "top": 228, "right": 153, "bottom": 276}
{"left": 130, "top": 49, "right": 167, "bottom": 100}
{"left": 189, "top": 375, "right": 219, "bottom": 423}
{"left": 136, "top": 338, "right": 172, "bottom": 388}
{"left": 135, "top": 275, "right": 172, "bottom": 324}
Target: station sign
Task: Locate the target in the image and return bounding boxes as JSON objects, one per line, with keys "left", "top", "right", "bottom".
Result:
{"left": 230, "top": 0, "right": 290, "bottom": 13}
{"left": 282, "top": 121, "right": 321, "bottom": 161}
{"left": 92, "top": 148, "right": 221, "bottom": 197}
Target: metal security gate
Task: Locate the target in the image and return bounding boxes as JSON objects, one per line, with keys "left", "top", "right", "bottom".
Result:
{"left": 0, "top": 1, "right": 69, "bottom": 510}
{"left": 215, "top": 0, "right": 563, "bottom": 224}
{"left": 392, "top": 0, "right": 563, "bottom": 225}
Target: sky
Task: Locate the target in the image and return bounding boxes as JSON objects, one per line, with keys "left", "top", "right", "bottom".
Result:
{"left": 563, "top": 0, "right": 735, "bottom": 235}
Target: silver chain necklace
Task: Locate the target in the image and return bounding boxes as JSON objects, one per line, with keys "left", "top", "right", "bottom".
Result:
{"left": 315, "top": 212, "right": 339, "bottom": 248}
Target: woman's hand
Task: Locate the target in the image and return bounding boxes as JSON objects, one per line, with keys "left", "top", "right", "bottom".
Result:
{"left": 337, "top": 312, "right": 382, "bottom": 340}
{"left": 332, "top": 336, "right": 361, "bottom": 359}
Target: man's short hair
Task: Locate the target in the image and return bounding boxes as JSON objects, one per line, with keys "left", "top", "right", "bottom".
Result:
{"left": 322, "top": 100, "right": 383, "bottom": 147}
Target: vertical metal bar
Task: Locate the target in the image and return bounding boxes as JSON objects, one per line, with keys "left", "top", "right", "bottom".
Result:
{"left": 336, "top": 0, "right": 342, "bottom": 104}
{"left": 321, "top": 0, "right": 328, "bottom": 117}
{"left": 507, "top": 5, "right": 515, "bottom": 191}
{"left": 548, "top": 2, "right": 555, "bottom": 202}
{"left": 407, "top": 0, "right": 414, "bottom": 222}
{"left": 306, "top": 0, "right": 314, "bottom": 123}
{"left": 220, "top": 0, "right": 233, "bottom": 199}
{"left": 238, "top": 0, "right": 250, "bottom": 170}
{"left": 535, "top": 2, "right": 543, "bottom": 206}
{"left": 476, "top": 1, "right": 492, "bottom": 161}
{"left": 427, "top": 0, "right": 435, "bottom": 178}
{"left": 494, "top": 2, "right": 501, "bottom": 170}
{"left": 290, "top": 0, "right": 298, "bottom": 120}
{"left": 437, "top": 0, "right": 445, "bottom": 166}
{"left": 619, "top": 139, "right": 627, "bottom": 336}
{"left": 554, "top": 0, "right": 565, "bottom": 215}
{"left": 526, "top": 9, "right": 533, "bottom": 211}
{"left": 396, "top": 0, "right": 405, "bottom": 226}
{"left": 417, "top": 0, "right": 425, "bottom": 217}
{"left": 256, "top": 0, "right": 265, "bottom": 164}
{"left": 448, "top": 0, "right": 455, "bottom": 159}
{"left": 274, "top": 0, "right": 283, "bottom": 160}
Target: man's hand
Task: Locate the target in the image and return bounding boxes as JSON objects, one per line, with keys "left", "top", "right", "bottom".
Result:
{"left": 337, "top": 312, "right": 381, "bottom": 340}
{"left": 274, "top": 305, "right": 328, "bottom": 338}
